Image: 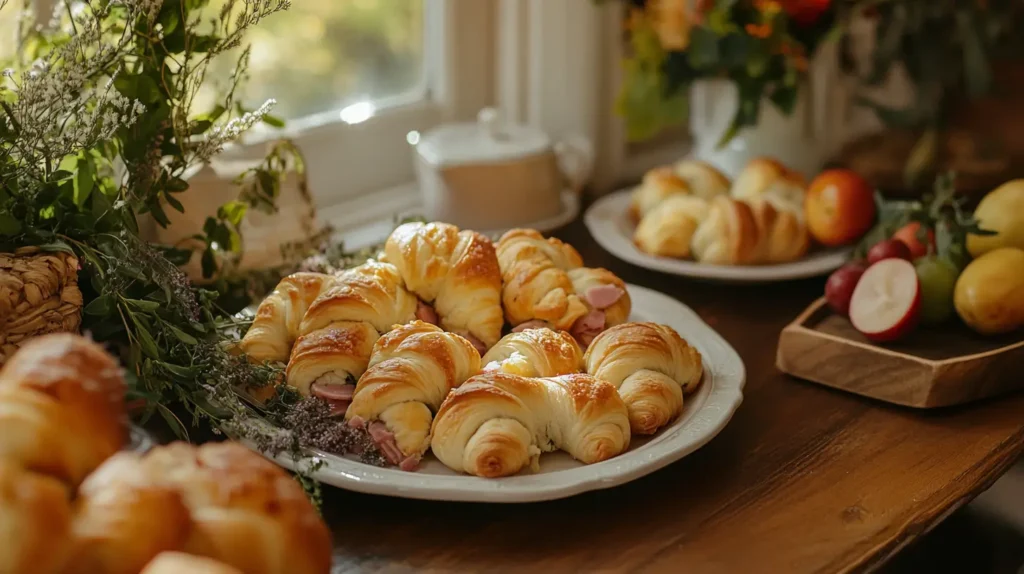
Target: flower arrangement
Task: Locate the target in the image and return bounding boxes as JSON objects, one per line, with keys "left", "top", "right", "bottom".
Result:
{"left": 615, "top": 0, "right": 837, "bottom": 144}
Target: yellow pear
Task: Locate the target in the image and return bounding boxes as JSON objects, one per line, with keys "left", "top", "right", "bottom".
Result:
{"left": 967, "top": 179, "right": 1024, "bottom": 257}
{"left": 954, "top": 247, "right": 1024, "bottom": 335}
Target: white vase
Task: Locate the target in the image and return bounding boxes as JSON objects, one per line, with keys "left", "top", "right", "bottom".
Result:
{"left": 688, "top": 79, "right": 825, "bottom": 180}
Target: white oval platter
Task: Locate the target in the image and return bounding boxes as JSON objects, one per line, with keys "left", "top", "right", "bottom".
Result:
{"left": 241, "top": 283, "right": 745, "bottom": 503}
{"left": 585, "top": 189, "right": 852, "bottom": 283}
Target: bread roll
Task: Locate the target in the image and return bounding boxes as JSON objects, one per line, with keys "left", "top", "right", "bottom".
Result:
{"left": 690, "top": 196, "right": 759, "bottom": 265}
{"left": 584, "top": 322, "right": 703, "bottom": 434}
{"left": 63, "top": 452, "right": 192, "bottom": 574}
{"left": 238, "top": 273, "right": 336, "bottom": 364}
{"left": 346, "top": 321, "right": 481, "bottom": 465}
{"left": 730, "top": 157, "right": 806, "bottom": 216}
{"left": 629, "top": 166, "right": 691, "bottom": 221}
{"left": 140, "top": 442, "right": 333, "bottom": 574}
{"left": 141, "top": 552, "right": 243, "bottom": 574}
{"left": 0, "top": 334, "right": 127, "bottom": 486}
{"left": 430, "top": 372, "right": 630, "bottom": 477}
{"left": 746, "top": 198, "right": 811, "bottom": 264}
{"left": 0, "top": 462, "right": 72, "bottom": 574}
{"left": 383, "top": 222, "right": 503, "bottom": 352}
{"left": 632, "top": 195, "right": 710, "bottom": 258}
{"left": 495, "top": 229, "right": 588, "bottom": 331}
{"left": 674, "top": 159, "right": 731, "bottom": 199}
{"left": 481, "top": 328, "right": 583, "bottom": 378}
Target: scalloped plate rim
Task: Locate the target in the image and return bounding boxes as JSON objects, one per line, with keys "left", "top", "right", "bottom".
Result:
{"left": 584, "top": 189, "right": 852, "bottom": 282}
{"left": 239, "top": 283, "right": 745, "bottom": 503}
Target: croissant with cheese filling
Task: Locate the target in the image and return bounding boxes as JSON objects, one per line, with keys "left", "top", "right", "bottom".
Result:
{"left": 481, "top": 328, "right": 582, "bottom": 378}
{"left": 430, "top": 372, "right": 630, "bottom": 478}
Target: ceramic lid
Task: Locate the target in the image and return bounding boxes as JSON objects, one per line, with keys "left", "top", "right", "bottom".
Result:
{"left": 414, "top": 107, "right": 551, "bottom": 167}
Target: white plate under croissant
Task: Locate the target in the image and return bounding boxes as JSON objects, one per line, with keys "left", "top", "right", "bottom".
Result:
{"left": 239, "top": 284, "right": 744, "bottom": 502}
{"left": 585, "top": 158, "right": 852, "bottom": 282}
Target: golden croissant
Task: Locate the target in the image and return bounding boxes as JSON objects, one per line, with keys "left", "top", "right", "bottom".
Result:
{"left": 346, "top": 321, "right": 481, "bottom": 469}
{"left": 690, "top": 196, "right": 760, "bottom": 265}
{"left": 141, "top": 552, "right": 243, "bottom": 574}
{"left": 298, "top": 260, "right": 417, "bottom": 336}
{"left": 567, "top": 267, "right": 631, "bottom": 346}
{"left": 382, "top": 222, "right": 503, "bottom": 354}
{"left": 629, "top": 166, "right": 692, "bottom": 222}
{"left": 285, "top": 321, "right": 379, "bottom": 412}
{"left": 632, "top": 194, "right": 710, "bottom": 259}
{"left": 430, "top": 372, "right": 630, "bottom": 477}
{"left": 481, "top": 328, "right": 583, "bottom": 378}
{"left": 673, "top": 159, "right": 731, "bottom": 199}
{"left": 730, "top": 157, "right": 807, "bottom": 216}
{"left": 584, "top": 322, "right": 703, "bottom": 435}
{"left": 238, "top": 272, "right": 336, "bottom": 364}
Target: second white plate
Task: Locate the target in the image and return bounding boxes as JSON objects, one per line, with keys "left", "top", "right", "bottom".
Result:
{"left": 241, "top": 283, "right": 745, "bottom": 503}
{"left": 585, "top": 190, "right": 851, "bottom": 283}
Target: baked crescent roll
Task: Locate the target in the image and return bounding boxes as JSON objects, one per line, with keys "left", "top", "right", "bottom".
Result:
{"left": 690, "top": 196, "right": 759, "bottom": 265}
{"left": 632, "top": 194, "right": 710, "bottom": 259}
{"left": 430, "top": 372, "right": 630, "bottom": 477}
{"left": 382, "top": 222, "right": 503, "bottom": 353}
{"left": 0, "top": 334, "right": 127, "bottom": 486}
{"left": 298, "top": 260, "right": 417, "bottom": 336}
{"left": 629, "top": 166, "right": 691, "bottom": 222}
{"left": 730, "top": 157, "right": 807, "bottom": 216}
{"left": 63, "top": 452, "right": 192, "bottom": 574}
{"left": 746, "top": 198, "right": 811, "bottom": 264}
{"left": 140, "top": 442, "right": 332, "bottom": 574}
{"left": 584, "top": 322, "right": 703, "bottom": 435}
{"left": 0, "top": 462, "right": 72, "bottom": 574}
{"left": 567, "top": 267, "right": 632, "bottom": 346}
{"left": 285, "top": 321, "right": 379, "bottom": 414}
{"left": 674, "top": 159, "right": 731, "bottom": 199}
{"left": 481, "top": 328, "right": 583, "bottom": 378}
{"left": 141, "top": 552, "right": 243, "bottom": 574}
{"left": 345, "top": 321, "right": 481, "bottom": 468}
{"left": 238, "top": 272, "right": 335, "bottom": 363}
{"left": 495, "top": 229, "right": 588, "bottom": 331}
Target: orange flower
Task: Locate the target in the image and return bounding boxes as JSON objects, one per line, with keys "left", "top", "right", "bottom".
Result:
{"left": 647, "top": 0, "right": 692, "bottom": 51}
{"left": 745, "top": 23, "right": 773, "bottom": 39}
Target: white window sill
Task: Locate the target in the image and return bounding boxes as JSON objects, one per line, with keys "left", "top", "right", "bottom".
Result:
{"left": 319, "top": 183, "right": 424, "bottom": 251}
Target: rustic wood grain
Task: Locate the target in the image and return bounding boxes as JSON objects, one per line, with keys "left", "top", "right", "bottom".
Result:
{"left": 315, "top": 216, "right": 1024, "bottom": 574}
{"left": 777, "top": 298, "right": 1024, "bottom": 408}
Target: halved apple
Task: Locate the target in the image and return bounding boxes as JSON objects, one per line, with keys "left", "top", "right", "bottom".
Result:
{"left": 849, "top": 258, "right": 921, "bottom": 342}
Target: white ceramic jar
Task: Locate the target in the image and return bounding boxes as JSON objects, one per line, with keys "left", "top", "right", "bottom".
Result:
{"left": 411, "top": 107, "right": 593, "bottom": 231}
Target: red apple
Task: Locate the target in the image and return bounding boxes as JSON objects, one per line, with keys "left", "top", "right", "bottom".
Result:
{"left": 892, "top": 222, "right": 935, "bottom": 259}
{"left": 825, "top": 261, "right": 868, "bottom": 317}
{"left": 867, "top": 239, "right": 913, "bottom": 264}
{"left": 849, "top": 258, "right": 921, "bottom": 342}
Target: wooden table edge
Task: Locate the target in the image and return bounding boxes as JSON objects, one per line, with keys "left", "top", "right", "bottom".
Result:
{"left": 845, "top": 425, "right": 1024, "bottom": 573}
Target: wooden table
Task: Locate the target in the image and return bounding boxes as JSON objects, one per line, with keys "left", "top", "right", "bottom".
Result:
{"left": 321, "top": 216, "right": 1024, "bottom": 574}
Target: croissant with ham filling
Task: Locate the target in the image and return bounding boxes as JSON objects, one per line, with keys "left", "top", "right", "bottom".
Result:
{"left": 345, "top": 321, "right": 481, "bottom": 469}
{"left": 567, "top": 267, "right": 631, "bottom": 346}
{"left": 584, "top": 322, "right": 703, "bottom": 435}
{"left": 481, "top": 328, "right": 582, "bottom": 378}
{"left": 430, "top": 372, "right": 630, "bottom": 477}
{"left": 382, "top": 222, "right": 503, "bottom": 354}
{"left": 285, "top": 321, "right": 379, "bottom": 414}
{"left": 496, "top": 229, "right": 588, "bottom": 331}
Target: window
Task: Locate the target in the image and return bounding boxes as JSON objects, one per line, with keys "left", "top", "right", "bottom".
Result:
{"left": 196, "top": 0, "right": 426, "bottom": 124}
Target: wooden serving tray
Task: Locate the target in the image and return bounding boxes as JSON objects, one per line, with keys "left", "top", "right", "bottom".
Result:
{"left": 776, "top": 298, "right": 1024, "bottom": 408}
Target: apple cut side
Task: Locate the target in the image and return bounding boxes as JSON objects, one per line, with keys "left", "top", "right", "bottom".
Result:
{"left": 849, "top": 258, "right": 921, "bottom": 342}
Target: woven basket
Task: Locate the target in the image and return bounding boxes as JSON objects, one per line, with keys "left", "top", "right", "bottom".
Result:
{"left": 0, "top": 247, "right": 83, "bottom": 365}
